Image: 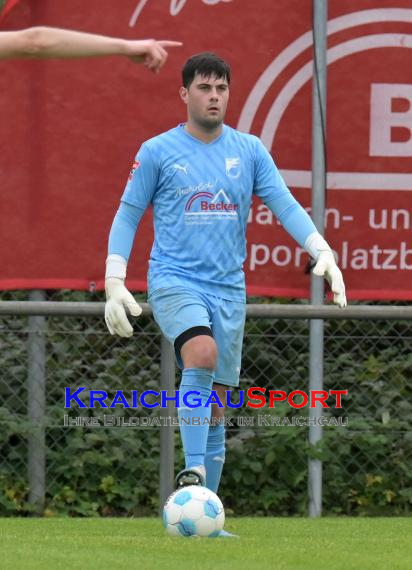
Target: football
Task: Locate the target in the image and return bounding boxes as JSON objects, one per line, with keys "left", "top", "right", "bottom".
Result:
{"left": 163, "top": 485, "right": 225, "bottom": 537}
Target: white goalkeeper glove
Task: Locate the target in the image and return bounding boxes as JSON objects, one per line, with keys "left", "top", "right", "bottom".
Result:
{"left": 104, "top": 254, "right": 142, "bottom": 337}
{"left": 305, "top": 233, "right": 347, "bottom": 308}
{"left": 105, "top": 278, "right": 142, "bottom": 337}
{"left": 313, "top": 250, "right": 347, "bottom": 308}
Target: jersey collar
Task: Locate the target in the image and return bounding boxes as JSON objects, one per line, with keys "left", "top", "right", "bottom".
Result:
{"left": 178, "top": 123, "right": 227, "bottom": 146}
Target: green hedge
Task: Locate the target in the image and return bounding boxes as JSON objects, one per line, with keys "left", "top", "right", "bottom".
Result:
{"left": 0, "top": 292, "right": 411, "bottom": 516}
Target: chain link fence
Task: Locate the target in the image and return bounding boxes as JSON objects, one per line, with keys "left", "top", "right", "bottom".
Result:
{"left": 1, "top": 290, "right": 411, "bottom": 517}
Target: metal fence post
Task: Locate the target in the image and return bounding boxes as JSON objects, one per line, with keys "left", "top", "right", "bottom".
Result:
{"left": 309, "top": 0, "right": 328, "bottom": 517}
{"left": 159, "top": 334, "right": 176, "bottom": 509}
{"left": 27, "top": 290, "right": 47, "bottom": 513}
{"left": 308, "top": 318, "right": 324, "bottom": 517}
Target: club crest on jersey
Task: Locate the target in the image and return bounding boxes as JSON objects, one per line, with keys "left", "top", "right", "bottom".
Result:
{"left": 225, "top": 157, "right": 241, "bottom": 179}
{"left": 128, "top": 160, "right": 140, "bottom": 181}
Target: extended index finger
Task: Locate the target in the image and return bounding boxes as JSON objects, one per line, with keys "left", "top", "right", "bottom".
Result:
{"left": 157, "top": 41, "right": 183, "bottom": 48}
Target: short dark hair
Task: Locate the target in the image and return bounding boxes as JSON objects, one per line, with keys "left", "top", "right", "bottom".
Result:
{"left": 182, "top": 52, "right": 231, "bottom": 88}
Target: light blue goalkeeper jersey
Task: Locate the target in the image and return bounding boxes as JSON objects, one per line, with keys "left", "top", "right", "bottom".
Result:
{"left": 118, "top": 124, "right": 316, "bottom": 301}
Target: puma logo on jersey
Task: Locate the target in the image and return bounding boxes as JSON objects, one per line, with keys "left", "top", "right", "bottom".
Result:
{"left": 173, "top": 163, "right": 188, "bottom": 175}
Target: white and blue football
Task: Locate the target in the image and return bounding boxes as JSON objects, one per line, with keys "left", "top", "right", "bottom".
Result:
{"left": 163, "top": 485, "right": 225, "bottom": 537}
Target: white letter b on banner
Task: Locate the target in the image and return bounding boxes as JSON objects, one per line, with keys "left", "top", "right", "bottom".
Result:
{"left": 370, "top": 83, "right": 412, "bottom": 157}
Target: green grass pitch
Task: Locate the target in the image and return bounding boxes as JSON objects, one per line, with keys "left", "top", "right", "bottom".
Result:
{"left": 1, "top": 517, "right": 411, "bottom": 569}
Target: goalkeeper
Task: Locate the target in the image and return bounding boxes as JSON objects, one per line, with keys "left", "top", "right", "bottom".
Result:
{"left": 105, "top": 52, "right": 346, "bottom": 513}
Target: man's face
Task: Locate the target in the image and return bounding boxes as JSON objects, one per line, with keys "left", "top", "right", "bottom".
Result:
{"left": 180, "top": 73, "right": 229, "bottom": 130}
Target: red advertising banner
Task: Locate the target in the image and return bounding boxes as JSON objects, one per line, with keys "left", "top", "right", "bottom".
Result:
{"left": 0, "top": 0, "right": 21, "bottom": 23}
{"left": 0, "top": 0, "right": 411, "bottom": 299}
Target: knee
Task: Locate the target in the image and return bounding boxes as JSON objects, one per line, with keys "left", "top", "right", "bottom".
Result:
{"left": 197, "top": 342, "right": 217, "bottom": 369}
{"left": 181, "top": 335, "right": 217, "bottom": 370}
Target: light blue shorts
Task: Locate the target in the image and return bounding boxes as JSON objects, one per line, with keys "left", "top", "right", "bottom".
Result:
{"left": 148, "top": 286, "right": 246, "bottom": 387}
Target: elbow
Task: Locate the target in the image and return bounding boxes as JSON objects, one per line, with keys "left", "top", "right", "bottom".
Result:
{"left": 19, "top": 27, "right": 54, "bottom": 56}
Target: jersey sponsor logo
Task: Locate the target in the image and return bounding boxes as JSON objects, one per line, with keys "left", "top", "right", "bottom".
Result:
{"left": 173, "top": 162, "right": 189, "bottom": 175}
{"left": 225, "top": 157, "right": 241, "bottom": 179}
{"left": 184, "top": 189, "right": 239, "bottom": 224}
{"left": 128, "top": 160, "right": 140, "bottom": 181}
{"left": 174, "top": 181, "right": 216, "bottom": 197}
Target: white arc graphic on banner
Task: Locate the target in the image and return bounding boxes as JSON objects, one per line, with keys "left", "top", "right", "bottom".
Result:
{"left": 238, "top": 9, "right": 412, "bottom": 191}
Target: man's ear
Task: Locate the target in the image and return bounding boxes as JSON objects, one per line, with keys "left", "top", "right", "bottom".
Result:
{"left": 179, "top": 86, "right": 188, "bottom": 104}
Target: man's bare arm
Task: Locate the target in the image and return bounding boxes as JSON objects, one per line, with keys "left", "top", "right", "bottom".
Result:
{"left": 0, "top": 27, "right": 182, "bottom": 72}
